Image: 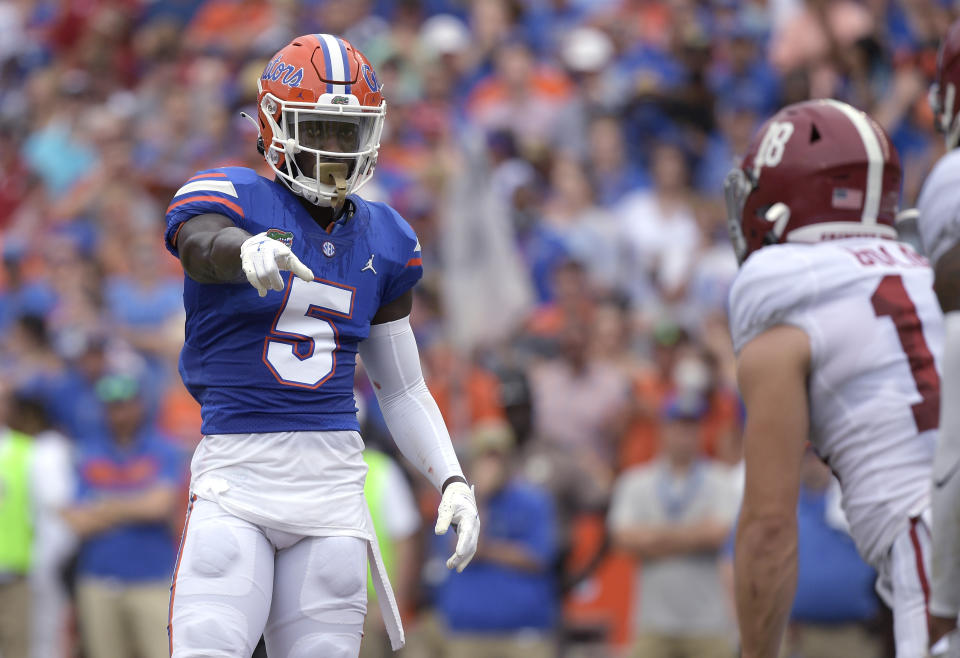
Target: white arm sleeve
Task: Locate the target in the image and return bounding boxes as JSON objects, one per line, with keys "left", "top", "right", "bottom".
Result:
{"left": 358, "top": 316, "right": 464, "bottom": 491}
{"left": 931, "top": 310, "right": 960, "bottom": 618}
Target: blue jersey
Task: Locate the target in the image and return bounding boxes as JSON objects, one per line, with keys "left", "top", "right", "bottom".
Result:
{"left": 163, "top": 167, "right": 423, "bottom": 435}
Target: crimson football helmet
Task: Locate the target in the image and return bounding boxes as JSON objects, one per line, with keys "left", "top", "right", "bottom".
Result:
{"left": 930, "top": 19, "right": 960, "bottom": 149}
{"left": 725, "top": 99, "right": 901, "bottom": 264}
{"left": 256, "top": 34, "right": 385, "bottom": 208}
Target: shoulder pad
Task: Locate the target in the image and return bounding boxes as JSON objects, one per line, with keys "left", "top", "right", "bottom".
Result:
{"left": 729, "top": 245, "right": 820, "bottom": 354}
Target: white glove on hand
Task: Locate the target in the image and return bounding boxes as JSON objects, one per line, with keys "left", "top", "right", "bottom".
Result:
{"left": 240, "top": 232, "right": 314, "bottom": 297}
{"left": 434, "top": 481, "right": 480, "bottom": 573}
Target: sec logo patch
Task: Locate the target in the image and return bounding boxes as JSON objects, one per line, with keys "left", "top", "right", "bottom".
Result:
{"left": 322, "top": 241, "right": 336, "bottom": 257}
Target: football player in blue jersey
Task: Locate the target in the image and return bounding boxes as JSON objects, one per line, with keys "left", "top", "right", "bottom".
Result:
{"left": 162, "top": 34, "right": 480, "bottom": 657}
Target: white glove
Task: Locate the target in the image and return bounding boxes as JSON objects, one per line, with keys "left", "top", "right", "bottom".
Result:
{"left": 240, "top": 232, "right": 314, "bottom": 297}
{"left": 434, "top": 481, "right": 480, "bottom": 573}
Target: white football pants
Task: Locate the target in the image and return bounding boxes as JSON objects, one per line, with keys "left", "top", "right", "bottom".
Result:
{"left": 875, "top": 513, "right": 937, "bottom": 658}
{"left": 168, "top": 496, "right": 367, "bottom": 658}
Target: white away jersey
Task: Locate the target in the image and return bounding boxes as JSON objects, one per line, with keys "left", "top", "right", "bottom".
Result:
{"left": 918, "top": 149, "right": 960, "bottom": 267}
{"left": 729, "top": 239, "right": 943, "bottom": 565}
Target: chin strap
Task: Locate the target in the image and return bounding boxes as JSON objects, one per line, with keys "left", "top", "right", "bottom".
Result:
{"left": 314, "top": 162, "right": 348, "bottom": 209}
{"left": 292, "top": 162, "right": 348, "bottom": 208}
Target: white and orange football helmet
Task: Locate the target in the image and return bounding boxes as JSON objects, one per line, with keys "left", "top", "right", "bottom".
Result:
{"left": 256, "top": 34, "right": 385, "bottom": 208}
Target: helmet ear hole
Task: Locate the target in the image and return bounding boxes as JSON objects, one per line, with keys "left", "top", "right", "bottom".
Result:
{"left": 764, "top": 202, "right": 791, "bottom": 242}
{"left": 810, "top": 124, "right": 821, "bottom": 143}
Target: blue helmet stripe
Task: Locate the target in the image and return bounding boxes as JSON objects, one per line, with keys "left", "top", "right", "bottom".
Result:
{"left": 315, "top": 33, "right": 334, "bottom": 94}
{"left": 336, "top": 37, "right": 351, "bottom": 95}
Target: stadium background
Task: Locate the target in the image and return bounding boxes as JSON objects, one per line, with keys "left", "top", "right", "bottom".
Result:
{"left": 0, "top": 0, "right": 954, "bottom": 656}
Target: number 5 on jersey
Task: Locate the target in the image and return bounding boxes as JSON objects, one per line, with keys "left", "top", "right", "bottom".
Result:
{"left": 263, "top": 277, "right": 355, "bottom": 387}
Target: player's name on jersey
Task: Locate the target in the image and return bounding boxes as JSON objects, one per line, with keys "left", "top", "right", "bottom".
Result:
{"left": 845, "top": 243, "right": 929, "bottom": 269}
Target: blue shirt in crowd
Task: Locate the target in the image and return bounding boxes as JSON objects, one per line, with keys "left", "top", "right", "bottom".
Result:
{"left": 791, "top": 486, "right": 878, "bottom": 623}
{"left": 45, "top": 369, "right": 109, "bottom": 443}
{"left": 74, "top": 429, "right": 183, "bottom": 582}
{"left": 42, "top": 368, "right": 161, "bottom": 445}
{"left": 437, "top": 481, "right": 558, "bottom": 633}
{"left": 105, "top": 277, "right": 183, "bottom": 328}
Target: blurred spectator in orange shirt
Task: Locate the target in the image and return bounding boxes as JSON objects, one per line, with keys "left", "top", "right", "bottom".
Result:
{"left": 423, "top": 342, "right": 504, "bottom": 441}
{"left": 184, "top": 0, "right": 282, "bottom": 57}
{"left": 467, "top": 38, "right": 572, "bottom": 155}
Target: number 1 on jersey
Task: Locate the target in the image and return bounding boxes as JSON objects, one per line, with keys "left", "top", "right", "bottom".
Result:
{"left": 263, "top": 276, "right": 355, "bottom": 388}
{"left": 871, "top": 274, "right": 940, "bottom": 433}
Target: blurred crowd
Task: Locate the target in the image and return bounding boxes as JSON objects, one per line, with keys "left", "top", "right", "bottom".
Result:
{"left": 0, "top": 0, "right": 956, "bottom": 656}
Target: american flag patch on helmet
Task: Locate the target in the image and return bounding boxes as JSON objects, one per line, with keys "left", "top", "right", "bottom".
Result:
{"left": 832, "top": 188, "right": 864, "bottom": 210}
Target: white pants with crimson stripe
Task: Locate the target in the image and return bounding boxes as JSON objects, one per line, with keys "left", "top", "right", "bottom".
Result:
{"left": 168, "top": 496, "right": 367, "bottom": 658}
{"left": 875, "top": 512, "right": 935, "bottom": 658}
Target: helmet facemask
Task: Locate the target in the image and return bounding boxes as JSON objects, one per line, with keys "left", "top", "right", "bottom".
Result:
{"left": 725, "top": 167, "right": 795, "bottom": 266}
{"left": 930, "top": 82, "right": 960, "bottom": 150}
{"left": 724, "top": 167, "right": 753, "bottom": 265}
{"left": 259, "top": 85, "right": 385, "bottom": 208}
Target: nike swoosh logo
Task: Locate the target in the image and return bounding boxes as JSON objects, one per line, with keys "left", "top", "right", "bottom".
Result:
{"left": 935, "top": 459, "right": 960, "bottom": 488}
